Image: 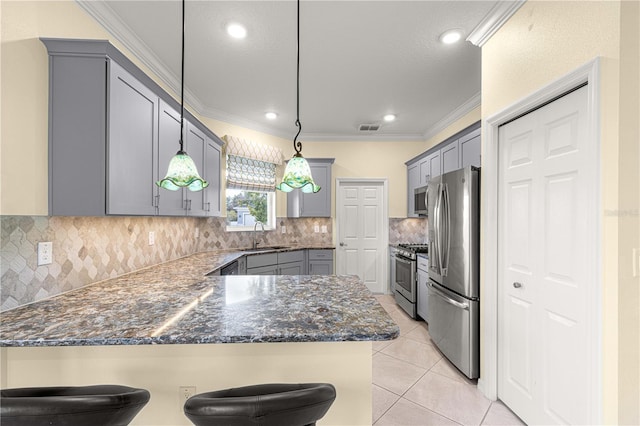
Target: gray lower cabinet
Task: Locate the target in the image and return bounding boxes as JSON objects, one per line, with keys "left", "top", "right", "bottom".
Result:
{"left": 308, "top": 249, "right": 334, "bottom": 275}
{"left": 287, "top": 158, "right": 334, "bottom": 218}
{"left": 245, "top": 250, "right": 306, "bottom": 275}
{"left": 42, "top": 38, "right": 222, "bottom": 217}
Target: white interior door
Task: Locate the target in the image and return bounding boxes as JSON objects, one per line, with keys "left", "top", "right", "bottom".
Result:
{"left": 336, "top": 179, "right": 388, "bottom": 293}
{"left": 498, "top": 85, "right": 596, "bottom": 424}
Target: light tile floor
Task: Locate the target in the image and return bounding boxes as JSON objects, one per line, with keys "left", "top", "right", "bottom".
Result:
{"left": 373, "top": 295, "right": 526, "bottom": 426}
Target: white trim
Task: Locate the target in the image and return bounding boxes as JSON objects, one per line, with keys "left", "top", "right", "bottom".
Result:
{"left": 466, "top": 0, "right": 527, "bottom": 47}
{"left": 422, "top": 92, "right": 481, "bottom": 142}
{"left": 481, "top": 58, "right": 602, "bottom": 424}
{"left": 335, "top": 178, "right": 389, "bottom": 293}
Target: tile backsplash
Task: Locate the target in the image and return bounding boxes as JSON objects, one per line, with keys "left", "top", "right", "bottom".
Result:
{"left": 1, "top": 215, "right": 425, "bottom": 311}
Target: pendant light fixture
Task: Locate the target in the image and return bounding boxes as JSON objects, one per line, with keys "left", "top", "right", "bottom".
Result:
{"left": 157, "top": 0, "right": 208, "bottom": 192}
{"left": 276, "top": 0, "right": 320, "bottom": 194}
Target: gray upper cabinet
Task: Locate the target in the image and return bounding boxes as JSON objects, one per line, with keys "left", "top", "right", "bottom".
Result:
{"left": 287, "top": 158, "right": 334, "bottom": 218}
{"left": 42, "top": 38, "right": 223, "bottom": 217}
{"left": 107, "top": 61, "right": 158, "bottom": 215}
{"left": 185, "top": 123, "right": 207, "bottom": 216}
{"left": 405, "top": 122, "right": 480, "bottom": 217}
{"left": 157, "top": 100, "right": 186, "bottom": 216}
{"left": 407, "top": 163, "right": 420, "bottom": 218}
{"left": 440, "top": 139, "right": 460, "bottom": 175}
{"left": 204, "top": 139, "right": 222, "bottom": 217}
{"left": 459, "top": 128, "right": 481, "bottom": 168}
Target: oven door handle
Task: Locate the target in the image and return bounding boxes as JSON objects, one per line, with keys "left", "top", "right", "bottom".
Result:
{"left": 428, "top": 281, "right": 469, "bottom": 310}
{"left": 395, "top": 256, "right": 413, "bottom": 266}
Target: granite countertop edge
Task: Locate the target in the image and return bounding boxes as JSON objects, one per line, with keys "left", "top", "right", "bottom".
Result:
{"left": 0, "top": 247, "right": 399, "bottom": 348}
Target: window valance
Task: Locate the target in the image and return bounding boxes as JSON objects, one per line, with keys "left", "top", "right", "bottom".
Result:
{"left": 223, "top": 135, "right": 284, "bottom": 165}
{"left": 226, "top": 155, "right": 277, "bottom": 191}
{"left": 223, "top": 135, "right": 283, "bottom": 192}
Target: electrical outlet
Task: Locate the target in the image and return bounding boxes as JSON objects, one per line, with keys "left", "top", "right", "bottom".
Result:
{"left": 148, "top": 231, "right": 155, "bottom": 246}
{"left": 321, "top": 225, "right": 327, "bottom": 233}
{"left": 37, "top": 242, "right": 53, "bottom": 266}
{"left": 195, "top": 228, "right": 200, "bottom": 238}
{"left": 281, "top": 225, "right": 287, "bottom": 234}
{"left": 179, "top": 386, "right": 196, "bottom": 402}
{"left": 314, "top": 225, "right": 320, "bottom": 233}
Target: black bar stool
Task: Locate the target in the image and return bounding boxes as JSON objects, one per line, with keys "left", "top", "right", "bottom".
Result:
{"left": 0, "top": 384, "right": 150, "bottom": 426}
{"left": 184, "top": 383, "right": 336, "bottom": 426}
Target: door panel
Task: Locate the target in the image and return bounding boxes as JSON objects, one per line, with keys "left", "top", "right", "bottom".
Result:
{"left": 498, "top": 85, "right": 591, "bottom": 425}
{"left": 337, "top": 181, "right": 387, "bottom": 293}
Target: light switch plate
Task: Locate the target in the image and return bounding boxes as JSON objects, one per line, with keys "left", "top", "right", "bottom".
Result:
{"left": 281, "top": 225, "right": 286, "bottom": 234}
{"left": 148, "top": 231, "right": 155, "bottom": 246}
{"left": 314, "top": 225, "right": 320, "bottom": 233}
{"left": 321, "top": 225, "right": 327, "bottom": 233}
{"left": 37, "top": 242, "right": 53, "bottom": 266}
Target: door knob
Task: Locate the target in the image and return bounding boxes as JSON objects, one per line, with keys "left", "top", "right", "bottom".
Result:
{"left": 513, "top": 282, "right": 522, "bottom": 288}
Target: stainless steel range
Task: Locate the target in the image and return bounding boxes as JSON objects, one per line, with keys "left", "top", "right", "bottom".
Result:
{"left": 392, "top": 243, "right": 428, "bottom": 319}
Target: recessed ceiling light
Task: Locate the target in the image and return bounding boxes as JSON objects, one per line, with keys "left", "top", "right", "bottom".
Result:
{"left": 226, "top": 23, "right": 247, "bottom": 39}
{"left": 383, "top": 114, "right": 396, "bottom": 122}
{"left": 265, "top": 112, "right": 278, "bottom": 120}
{"left": 439, "top": 29, "right": 463, "bottom": 45}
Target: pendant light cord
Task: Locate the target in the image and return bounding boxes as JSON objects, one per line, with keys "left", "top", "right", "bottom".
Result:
{"left": 293, "top": 0, "right": 302, "bottom": 155}
{"left": 179, "top": 0, "right": 186, "bottom": 152}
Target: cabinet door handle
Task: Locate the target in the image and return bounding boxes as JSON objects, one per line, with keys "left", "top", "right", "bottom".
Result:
{"left": 513, "top": 282, "right": 522, "bottom": 288}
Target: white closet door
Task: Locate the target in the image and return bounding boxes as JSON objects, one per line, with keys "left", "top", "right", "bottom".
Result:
{"left": 498, "top": 85, "right": 594, "bottom": 425}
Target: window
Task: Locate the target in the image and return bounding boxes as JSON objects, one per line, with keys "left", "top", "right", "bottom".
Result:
{"left": 226, "top": 189, "right": 275, "bottom": 230}
{"left": 223, "top": 135, "right": 283, "bottom": 232}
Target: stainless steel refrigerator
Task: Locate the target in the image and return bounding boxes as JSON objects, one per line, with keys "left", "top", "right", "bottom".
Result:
{"left": 427, "top": 166, "right": 480, "bottom": 379}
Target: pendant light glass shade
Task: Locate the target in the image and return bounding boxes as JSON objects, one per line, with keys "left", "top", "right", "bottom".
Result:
{"left": 157, "top": 150, "right": 209, "bottom": 191}
{"left": 156, "top": 0, "right": 207, "bottom": 192}
{"left": 276, "top": 153, "right": 320, "bottom": 193}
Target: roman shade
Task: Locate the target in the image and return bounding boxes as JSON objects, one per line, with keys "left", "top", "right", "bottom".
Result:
{"left": 223, "top": 135, "right": 284, "bottom": 191}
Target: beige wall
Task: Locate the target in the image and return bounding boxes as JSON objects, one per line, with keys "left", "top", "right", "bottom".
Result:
{"left": 3, "top": 342, "right": 373, "bottom": 425}
{"left": 0, "top": 0, "right": 427, "bottom": 219}
{"left": 482, "top": 1, "right": 639, "bottom": 423}
{"left": 0, "top": 0, "right": 182, "bottom": 215}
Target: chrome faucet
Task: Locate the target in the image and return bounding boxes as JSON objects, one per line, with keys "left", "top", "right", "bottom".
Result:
{"left": 252, "top": 221, "right": 265, "bottom": 249}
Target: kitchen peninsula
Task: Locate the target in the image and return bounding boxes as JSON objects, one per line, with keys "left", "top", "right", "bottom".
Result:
{"left": 0, "top": 250, "right": 399, "bottom": 425}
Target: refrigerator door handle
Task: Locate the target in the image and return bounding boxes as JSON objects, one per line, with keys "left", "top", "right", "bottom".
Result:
{"left": 435, "top": 183, "right": 444, "bottom": 275}
{"left": 428, "top": 281, "right": 469, "bottom": 310}
{"left": 441, "top": 183, "right": 450, "bottom": 276}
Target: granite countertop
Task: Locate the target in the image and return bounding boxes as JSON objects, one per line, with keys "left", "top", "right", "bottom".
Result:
{"left": 0, "top": 249, "right": 399, "bottom": 347}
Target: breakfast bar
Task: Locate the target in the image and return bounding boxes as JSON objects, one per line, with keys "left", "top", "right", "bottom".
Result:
{"left": 0, "top": 251, "right": 399, "bottom": 425}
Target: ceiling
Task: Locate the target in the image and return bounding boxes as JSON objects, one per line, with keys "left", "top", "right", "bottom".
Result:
{"left": 78, "top": 1, "right": 517, "bottom": 141}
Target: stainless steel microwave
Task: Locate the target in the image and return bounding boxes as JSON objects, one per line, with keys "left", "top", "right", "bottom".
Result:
{"left": 414, "top": 185, "right": 428, "bottom": 216}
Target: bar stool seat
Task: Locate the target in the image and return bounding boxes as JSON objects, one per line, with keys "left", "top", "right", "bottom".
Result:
{"left": 184, "top": 383, "right": 336, "bottom": 426}
{"left": 0, "top": 384, "right": 150, "bottom": 426}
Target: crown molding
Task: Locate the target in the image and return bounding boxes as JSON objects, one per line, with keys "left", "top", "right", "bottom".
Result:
{"left": 466, "top": 0, "right": 526, "bottom": 47}
{"left": 75, "top": 1, "right": 183, "bottom": 103}
{"left": 422, "top": 92, "right": 481, "bottom": 141}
